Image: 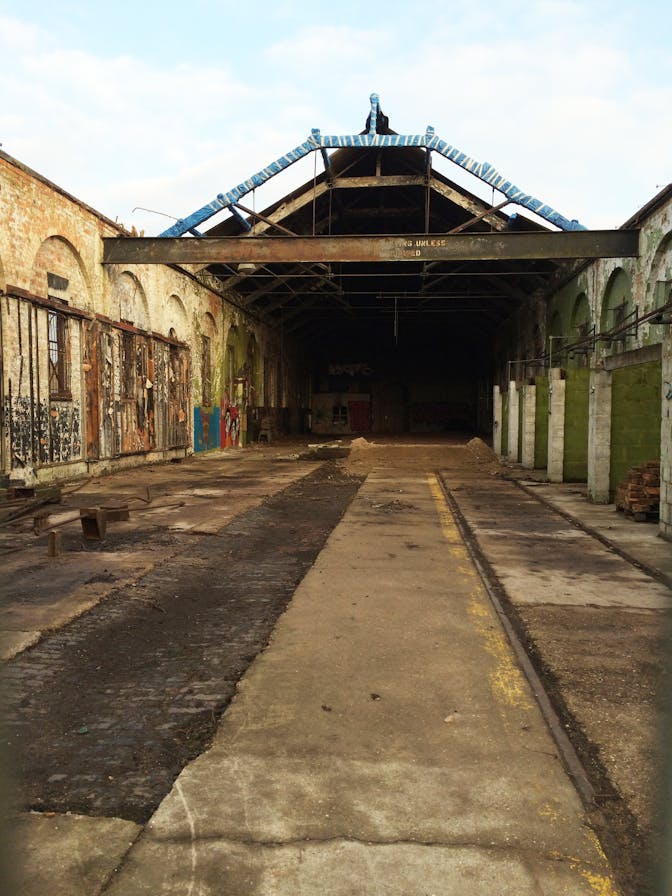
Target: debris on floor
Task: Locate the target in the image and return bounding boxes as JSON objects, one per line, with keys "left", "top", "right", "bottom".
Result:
{"left": 616, "top": 461, "right": 660, "bottom": 521}
{"left": 350, "top": 437, "right": 374, "bottom": 450}
{"left": 465, "top": 437, "right": 497, "bottom": 463}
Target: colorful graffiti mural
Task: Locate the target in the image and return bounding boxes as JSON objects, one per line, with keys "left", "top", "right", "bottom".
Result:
{"left": 221, "top": 395, "right": 241, "bottom": 448}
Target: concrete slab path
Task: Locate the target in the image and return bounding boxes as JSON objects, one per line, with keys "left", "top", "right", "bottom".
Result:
{"left": 104, "top": 468, "right": 616, "bottom": 895}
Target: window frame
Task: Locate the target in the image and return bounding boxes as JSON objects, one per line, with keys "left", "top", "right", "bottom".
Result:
{"left": 47, "top": 310, "right": 71, "bottom": 400}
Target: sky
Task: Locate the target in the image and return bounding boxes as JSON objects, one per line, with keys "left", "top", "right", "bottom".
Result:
{"left": 0, "top": 0, "right": 670, "bottom": 236}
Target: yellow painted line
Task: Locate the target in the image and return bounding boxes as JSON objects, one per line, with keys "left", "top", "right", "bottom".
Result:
{"left": 428, "top": 475, "right": 532, "bottom": 711}
{"left": 579, "top": 869, "right": 621, "bottom": 896}
{"left": 428, "top": 474, "right": 620, "bottom": 895}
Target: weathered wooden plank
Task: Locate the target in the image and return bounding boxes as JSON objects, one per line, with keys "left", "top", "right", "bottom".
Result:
{"left": 428, "top": 177, "right": 509, "bottom": 230}
{"left": 332, "top": 175, "right": 427, "bottom": 188}
{"left": 103, "top": 230, "right": 640, "bottom": 266}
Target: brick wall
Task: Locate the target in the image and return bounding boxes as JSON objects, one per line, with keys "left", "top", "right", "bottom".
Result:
{"left": 0, "top": 151, "right": 291, "bottom": 480}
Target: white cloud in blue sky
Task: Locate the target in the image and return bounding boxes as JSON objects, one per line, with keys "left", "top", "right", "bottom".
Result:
{"left": 0, "top": 0, "right": 670, "bottom": 234}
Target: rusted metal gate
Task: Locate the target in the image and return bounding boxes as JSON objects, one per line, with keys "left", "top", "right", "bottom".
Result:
{"left": 166, "top": 343, "right": 189, "bottom": 448}
{"left": 86, "top": 322, "right": 190, "bottom": 460}
{"left": 118, "top": 330, "right": 154, "bottom": 454}
{"left": 84, "top": 321, "right": 101, "bottom": 459}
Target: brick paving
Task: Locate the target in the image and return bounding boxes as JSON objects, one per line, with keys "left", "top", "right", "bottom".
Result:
{"left": 2, "top": 466, "right": 362, "bottom": 823}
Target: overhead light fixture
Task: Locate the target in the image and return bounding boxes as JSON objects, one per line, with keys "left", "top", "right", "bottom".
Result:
{"left": 237, "top": 262, "right": 257, "bottom": 274}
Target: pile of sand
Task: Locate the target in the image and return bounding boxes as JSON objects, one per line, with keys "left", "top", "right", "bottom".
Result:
{"left": 466, "top": 437, "right": 498, "bottom": 463}
{"left": 350, "top": 437, "right": 375, "bottom": 450}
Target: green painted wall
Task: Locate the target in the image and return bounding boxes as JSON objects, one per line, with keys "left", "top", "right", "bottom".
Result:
{"left": 534, "top": 375, "right": 549, "bottom": 469}
{"left": 563, "top": 368, "right": 590, "bottom": 481}
{"left": 501, "top": 390, "right": 509, "bottom": 456}
{"left": 610, "top": 361, "right": 662, "bottom": 495}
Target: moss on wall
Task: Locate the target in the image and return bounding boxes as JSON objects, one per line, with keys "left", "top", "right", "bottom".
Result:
{"left": 610, "top": 360, "right": 662, "bottom": 494}
{"left": 563, "top": 368, "right": 590, "bottom": 481}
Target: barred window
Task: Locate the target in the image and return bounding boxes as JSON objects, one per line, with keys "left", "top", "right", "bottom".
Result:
{"left": 48, "top": 311, "right": 70, "bottom": 398}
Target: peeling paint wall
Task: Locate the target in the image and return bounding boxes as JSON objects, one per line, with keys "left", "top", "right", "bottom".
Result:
{"left": 2, "top": 294, "right": 84, "bottom": 482}
{"left": 0, "top": 150, "right": 296, "bottom": 482}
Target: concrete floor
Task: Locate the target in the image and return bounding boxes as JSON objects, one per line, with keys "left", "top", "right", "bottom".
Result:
{"left": 4, "top": 438, "right": 670, "bottom": 894}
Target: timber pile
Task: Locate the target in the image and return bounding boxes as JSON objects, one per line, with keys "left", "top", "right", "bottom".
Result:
{"left": 615, "top": 461, "right": 660, "bottom": 520}
{"left": 0, "top": 485, "right": 63, "bottom": 526}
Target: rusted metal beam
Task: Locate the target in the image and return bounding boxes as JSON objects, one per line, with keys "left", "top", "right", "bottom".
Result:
{"left": 104, "top": 230, "right": 640, "bottom": 265}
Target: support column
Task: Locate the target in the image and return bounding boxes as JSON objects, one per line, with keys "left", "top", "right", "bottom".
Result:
{"left": 521, "top": 382, "right": 536, "bottom": 469}
{"left": 660, "top": 334, "right": 672, "bottom": 539}
{"left": 547, "top": 369, "right": 566, "bottom": 483}
{"left": 507, "top": 380, "right": 519, "bottom": 461}
{"left": 587, "top": 367, "right": 612, "bottom": 504}
{"left": 492, "top": 385, "right": 502, "bottom": 456}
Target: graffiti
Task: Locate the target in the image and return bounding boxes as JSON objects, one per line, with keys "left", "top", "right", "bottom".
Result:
{"left": 3, "top": 296, "right": 193, "bottom": 475}
{"left": 223, "top": 399, "right": 240, "bottom": 448}
{"left": 7, "top": 395, "right": 81, "bottom": 468}
{"left": 194, "top": 406, "right": 220, "bottom": 452}
{"left": 49, "top": 401, "right": 82, "bottom": 463}
{"left": 327, "top": 362, "right": 372, "bottom": 377}
{"left": 8, "top": 396, "right": 32, "bottom": 467}
{"left": 37, "top": 401, "right": 50, "bottom": 463}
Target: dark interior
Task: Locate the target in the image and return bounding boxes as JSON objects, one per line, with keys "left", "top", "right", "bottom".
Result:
{"left": 205, "top": 130, "right": 565, "bottom": 434}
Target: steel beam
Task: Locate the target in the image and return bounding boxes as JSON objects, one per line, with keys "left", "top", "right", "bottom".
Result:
{"left": 104, "top": 230, "right": 639, "bottom": 266}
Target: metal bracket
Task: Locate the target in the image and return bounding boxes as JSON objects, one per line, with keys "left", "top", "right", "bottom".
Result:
{"left": 599, "top": 307, "right": 639, "bottom": 346}
{"left": 568, "top": 324, "right": 596, "bottom": 357}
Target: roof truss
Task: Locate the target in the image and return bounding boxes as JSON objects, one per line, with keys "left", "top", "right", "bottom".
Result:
{"left": 158, "top": 93, "right": 586, "bottom": 238}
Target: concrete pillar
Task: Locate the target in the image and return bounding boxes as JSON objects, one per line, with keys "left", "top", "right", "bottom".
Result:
{"left": 587, "top": 367, "right": 612, "bottom": 504}
{"left": 492, "top": 385, "right": 502, "bottom": 456}
{"left": 660, "top": 334, "right": 672, "bottom": 539}
{"left": 547, "top": 368, "right": 566, "bottom": 483}
{"left": 521, "top": 382, "right": 536, "bottom": 469}
{"left": 507, "top": 380, "right": 519, "bottom": 461}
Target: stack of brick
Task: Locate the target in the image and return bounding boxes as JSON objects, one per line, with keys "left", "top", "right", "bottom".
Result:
{"left": 615, "top": 461, "right": 661, "bottom": 520}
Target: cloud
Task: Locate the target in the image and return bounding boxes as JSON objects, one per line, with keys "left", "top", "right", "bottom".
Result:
{"left": 0, "top": 4, "right": 669, "bottom": 236}
{"left": 0, "top": 13, "right": 45, "bottom": 49}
